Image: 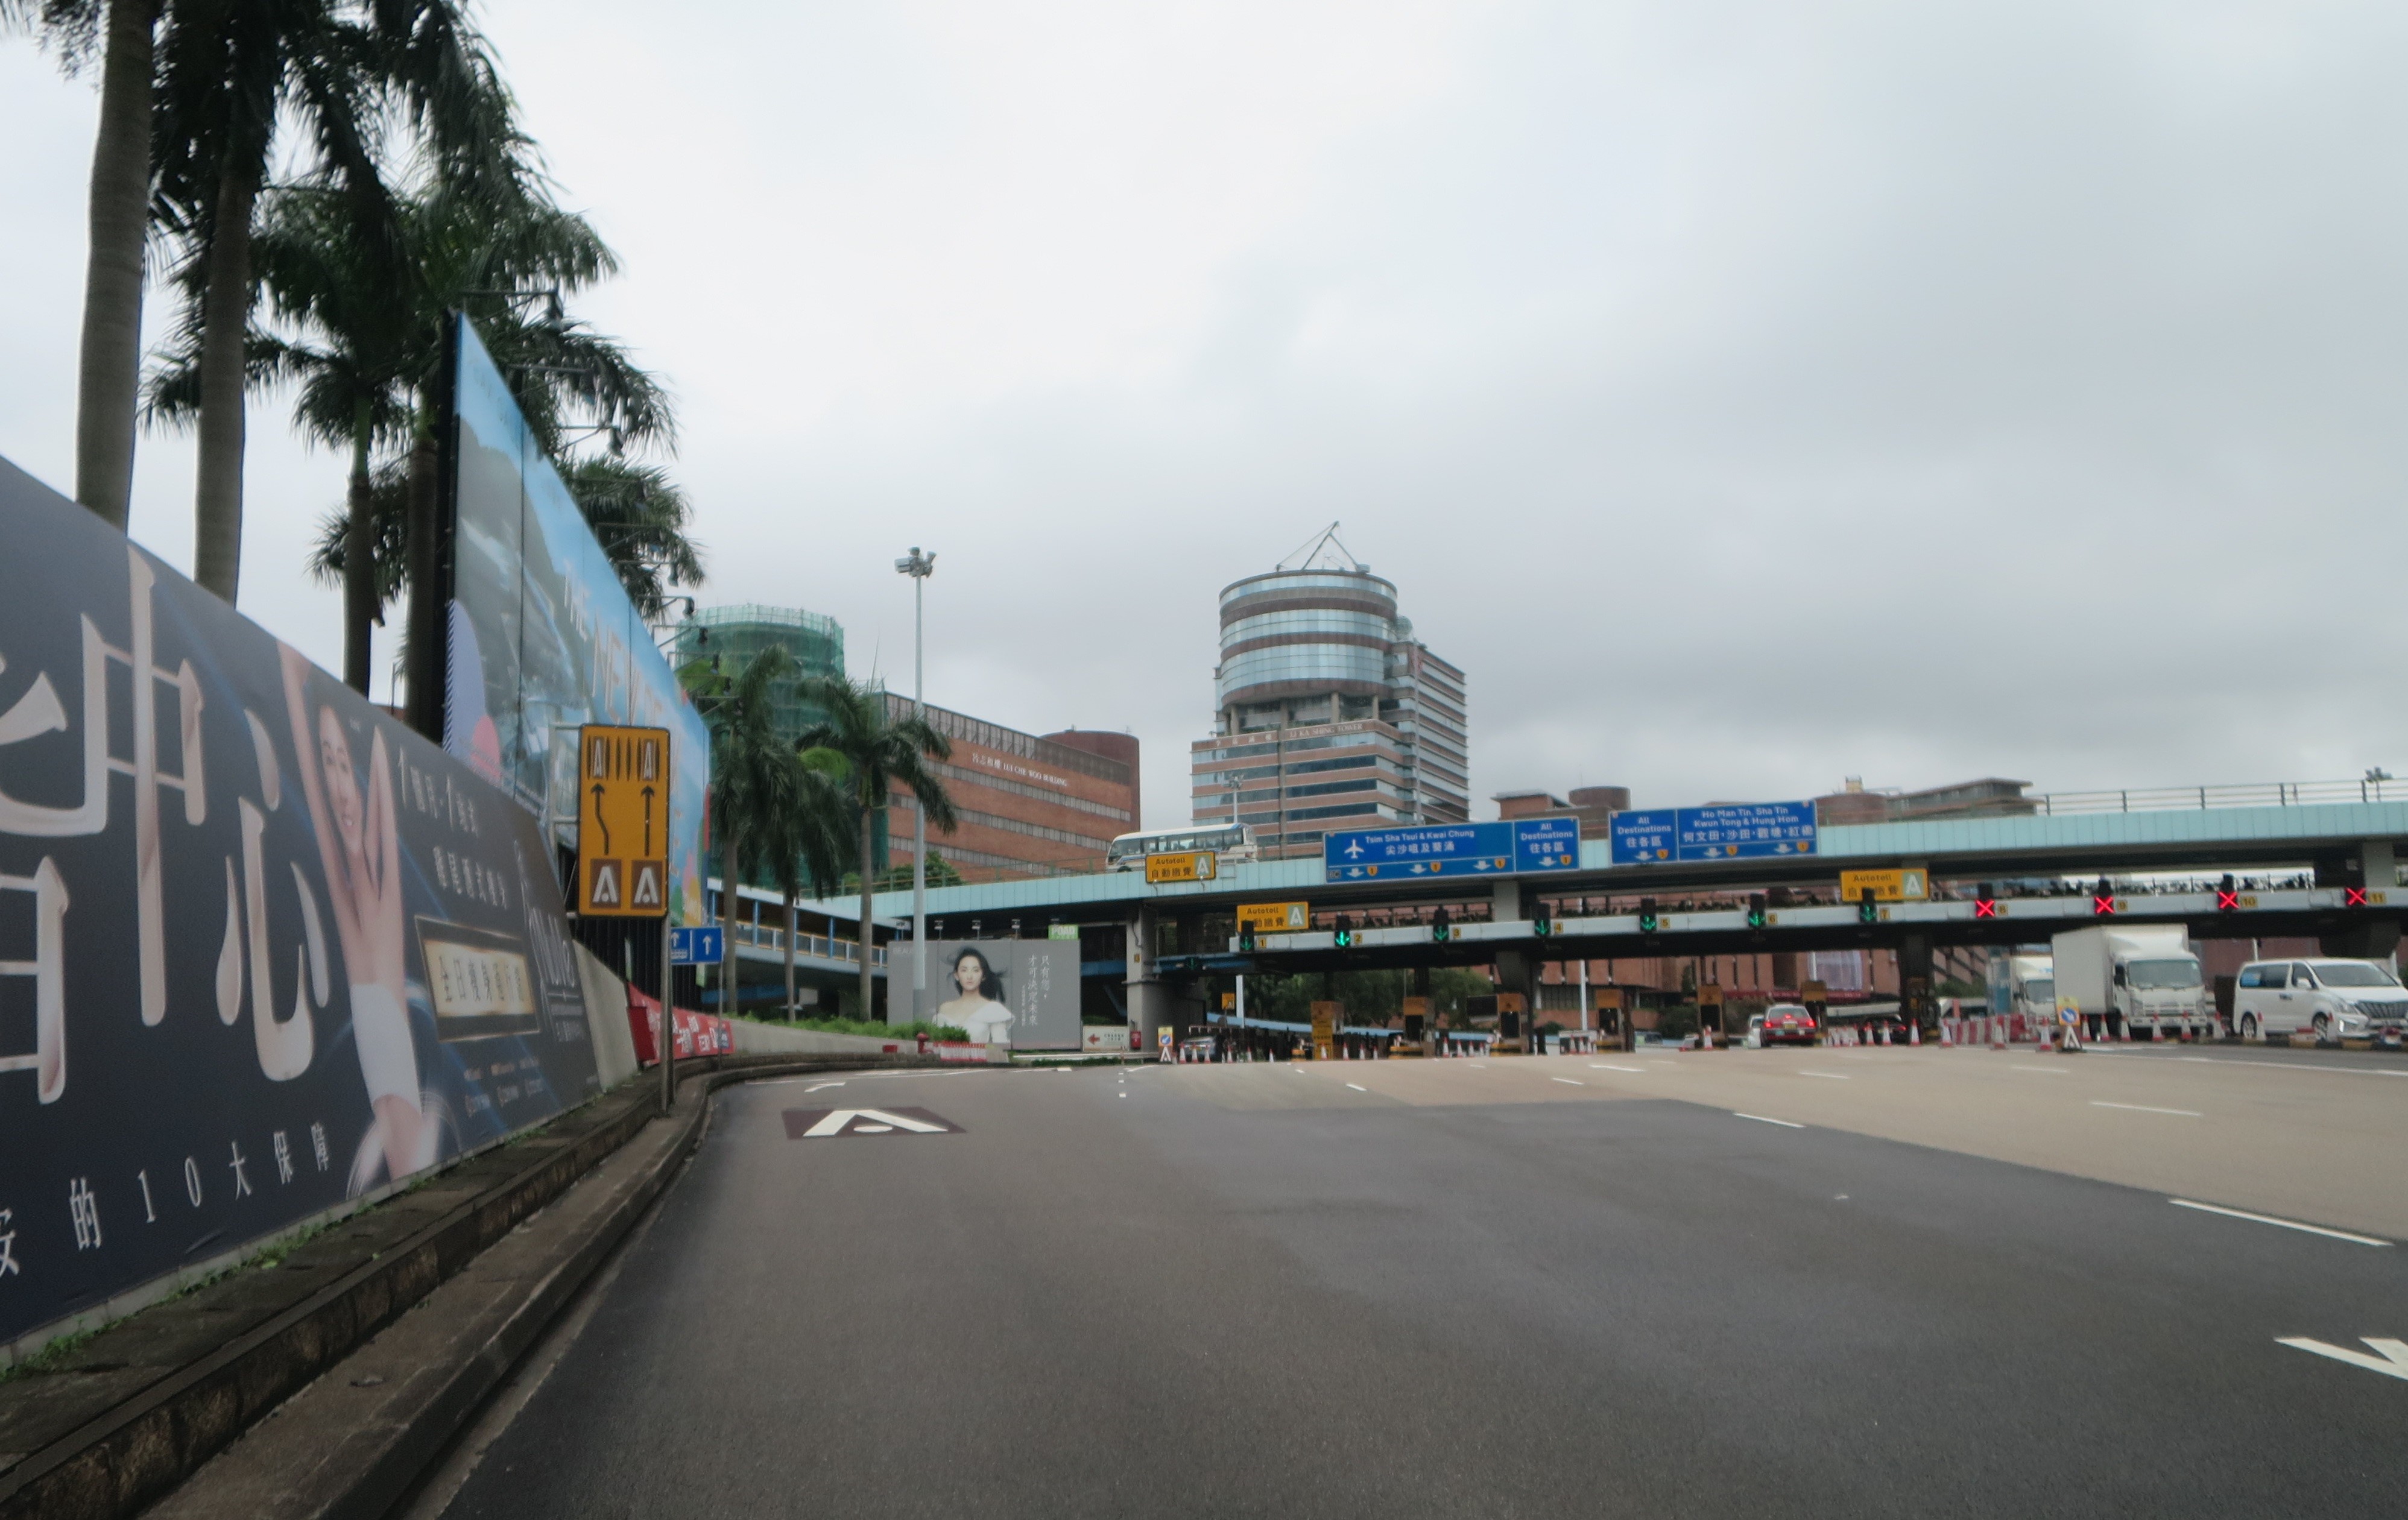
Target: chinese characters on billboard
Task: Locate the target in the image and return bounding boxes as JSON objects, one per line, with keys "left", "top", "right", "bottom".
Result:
{"left": 0, "top": 457, "right": 601, "bottom": 1346}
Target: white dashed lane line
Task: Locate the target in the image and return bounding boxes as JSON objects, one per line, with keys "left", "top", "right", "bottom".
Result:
{"left": 1798, "top": 1071, "right": 1850, "bottom": 1080}
{"left": 1733, "top": 1112, "right": 1806, "bottom": 1129}
{"left": 2093, "top": 1101, "right": 2201, "bottom": 1117}
{"left": 1551, "top": 1078, "right": 1584, "bottom": 1086}
{"left": 1590, "top": 1064, "right": 1645, "bottom": 1073}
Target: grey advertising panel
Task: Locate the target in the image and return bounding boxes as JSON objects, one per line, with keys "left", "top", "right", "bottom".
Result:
{"left": 0, "top": 456, "right": 601, "bottom": 1346}
{"left": 444, "top": 315, "right": 710, "bottom": 926}
{"left": 926, "top": 941, "right": 1079, "bottom": 1050}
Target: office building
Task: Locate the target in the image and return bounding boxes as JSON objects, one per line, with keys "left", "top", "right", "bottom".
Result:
{"left": 885, "top": 696, "right": 1139, "bottom": 881}
{"left": 1190, "top": 527, "right": 1469, "bottom": 857}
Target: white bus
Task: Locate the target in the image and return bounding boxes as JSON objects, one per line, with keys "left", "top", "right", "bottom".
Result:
{"left": 1107, "top": 824, "right": 1256, "bottom": 871}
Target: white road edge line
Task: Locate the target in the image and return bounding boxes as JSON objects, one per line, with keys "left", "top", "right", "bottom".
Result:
{"left": 2093, "top": 1100, "right": 2201, "bottom": 1116}
{"left": 1552, "top": 1077, "right": 1584, "bottom": 1086}
{"left": 1591, "top": 1064, "right": 1645, "bottom": 1073}
{"left": 1733, "top": 1112, "right": 1804, "bottom": 1129}
{"left": 2170, "top": 1199, "right": 2392, "bottom": 1247}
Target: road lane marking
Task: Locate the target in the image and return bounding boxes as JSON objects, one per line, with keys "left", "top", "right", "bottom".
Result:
{"left": 1591, "top": 1064, "right": 1645, "bottom": 1073}
{"left": 2010, "top": 1066, "right": 2066, "bottom": 1075}
{"left": 1733, "top": 1112, "right": 1804, "bottom": 1128}
{"left": 805, "top": 1082, "right": 845, "bottom": 1092}
{"left": 1797, "top": 1071, "right": 1850, "bottom": 1080}
{"left": 2277, "top": 1337, "right": 2408, "bottom": 1380}
{"left": 1552, "top": 1077, "right": 1584, "bottom": 1086}
{"left": 783, "top": 1106, "right": 962, "bottom": 1138}
{"left": 1345, "top": 1083, "right": 1367, "bottom": 1091}
{"left": 2174, "top": 1055, "right": 2408, "bottom": 1077}
{"left": 2169, "top": 1199, "right": 2391, "bottom": 1246}
{"left": 2092, "top": 1101, "right": 2201, "bottom": 1116}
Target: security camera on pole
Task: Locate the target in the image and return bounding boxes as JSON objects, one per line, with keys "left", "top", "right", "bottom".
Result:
{"left": 894, "top": 547, "right": 936, "bottom": 1023}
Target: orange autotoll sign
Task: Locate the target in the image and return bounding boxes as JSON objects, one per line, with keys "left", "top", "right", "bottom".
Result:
{"left": 578, "top": 724, "right": 672, "bottom": 917}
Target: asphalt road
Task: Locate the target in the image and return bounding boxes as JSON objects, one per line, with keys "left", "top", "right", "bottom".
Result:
{"left": 429, "top": 1055, "right": 2408, "bottom": 1519}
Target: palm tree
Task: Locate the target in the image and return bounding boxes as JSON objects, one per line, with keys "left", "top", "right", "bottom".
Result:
{"left": 793, "top": 676, "right": 958, "bottom": 1024}
{"left": 151, "top": 177, "right": 682, "bottom": 686}
{"left": 766, "top": 752, "right": 852, "bottom": 1019}
{"left": 2, "top": 0, "right": 165, "bottom": 528}
{"left": 147, "top": 0, "right": 517, "bottom": 604}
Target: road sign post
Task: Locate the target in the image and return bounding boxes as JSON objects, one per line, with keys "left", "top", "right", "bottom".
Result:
{"left": 578, "top": 724, "right": 675, "bottom": 1111}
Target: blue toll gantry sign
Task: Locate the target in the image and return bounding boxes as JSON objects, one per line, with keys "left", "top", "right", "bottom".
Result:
{"left": 1323, "top": 818, "right": 1583, "bottom": 883}
{"left": 1610, "top": 801, "right": 1817, "bottom": 865}
{"left": 669, "top": 925, "right": 724, "bottom": 964}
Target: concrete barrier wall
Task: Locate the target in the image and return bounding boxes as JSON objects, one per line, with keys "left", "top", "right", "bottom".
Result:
{"left": 730, "top": 1020, "right": 919, "bottom": 1056}
{"left": 574, "top": 944, "right": 643, "bottom": 1089}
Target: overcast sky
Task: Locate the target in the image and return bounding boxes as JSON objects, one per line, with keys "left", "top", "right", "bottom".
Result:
{"left": 7, "top": 1, "right": 2407, "bottom": 827}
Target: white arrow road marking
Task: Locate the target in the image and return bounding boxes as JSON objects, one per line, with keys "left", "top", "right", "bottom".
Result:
{"left": 2277, "top": 1337, "right": 2408, "bottom": 1381}
{"left": 802, "top": 1108, "right": 950, "bottom": 1137}
{"left": 2169, "top": 1199, "right": 2391, "bottom": 1246}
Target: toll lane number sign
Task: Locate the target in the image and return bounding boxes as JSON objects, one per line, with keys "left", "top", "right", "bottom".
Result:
{"left": 782, "top": 1107, "right": 964, "bottom": 1138}
{"left": 579, "top": 724, "right": 671, "bottom": 917}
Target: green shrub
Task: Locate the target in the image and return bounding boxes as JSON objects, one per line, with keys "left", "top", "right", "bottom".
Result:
{"left": 736, "top": 1014, "right": 969, "bottom": 1042}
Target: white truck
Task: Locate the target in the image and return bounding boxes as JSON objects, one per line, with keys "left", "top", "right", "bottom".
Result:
{"left": 1985, "top": 951, "right": 2055, "bottom": 1028}
{"left": 2050, "top": 926, "right": 2212, "bottom": 1041}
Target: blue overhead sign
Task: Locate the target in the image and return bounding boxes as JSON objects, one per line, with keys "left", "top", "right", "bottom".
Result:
{"left": 1610, "top": 802, "right": 1817, "bottom": 865}
{"left": 1323, "top": 818, "right": 1582, "bottom": 882}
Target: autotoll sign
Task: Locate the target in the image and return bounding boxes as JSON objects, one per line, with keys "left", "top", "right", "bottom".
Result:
{"left": 1236, "top": 901, "right": 1310, "bottom": 932}
{"left": 1145, "top": 850, "right": 1217, "bottom": 884}
{"left": 1323, "top": 819, "right": 1581, "bottom": 882}
{"left": 1610, "top": 801, "right": 1816, "bottom": 865}
{"left": 578, "top": 724, "right": 671, "bottom": 916}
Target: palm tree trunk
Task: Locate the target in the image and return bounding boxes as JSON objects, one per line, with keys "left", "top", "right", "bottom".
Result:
{"left": 341, "top": 403, "right": 375, "bottom": 692}
{"left": 192, "top": 156, "right": 262, "bottom": 604}
{"left": 401, "top": 419, "right": 441, "bottom": 738}
{"left": 858, "top": 804, "right": 876, "bottom": 1024}
{"left": 782, "top": 890, "right": 797, "bottom": 1020}
{"left": 74, "top": 0, "right": 161, "bottom": 531}
{"left": 719, "top": 821, "right": 741, "bottom": 1017}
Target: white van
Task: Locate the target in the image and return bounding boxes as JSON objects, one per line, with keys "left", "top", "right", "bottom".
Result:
{"left": 2231, "top": 959, "right": 2408, "bottom": 1045}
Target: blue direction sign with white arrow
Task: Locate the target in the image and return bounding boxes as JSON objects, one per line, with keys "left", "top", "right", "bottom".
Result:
{"left": 1323, "top": 818, "right": 1582, "bottom": 883}
{"left": 1610, "top": 801, "right": 1817, "bottom": 865}
{"left": 669, "top": 925, "right": 724, "bottom": 964}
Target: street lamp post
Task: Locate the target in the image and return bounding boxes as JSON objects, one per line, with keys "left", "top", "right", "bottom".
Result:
{"left": 894, "top": 547, "right": 936, "bottom": 1023}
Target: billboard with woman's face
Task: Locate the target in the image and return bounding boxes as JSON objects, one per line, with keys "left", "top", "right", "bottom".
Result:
{"left": 928, "top": 941, "right": 1080, "bottom": 1050}
{"left": 0, "top": 456, "right": 602, "bottom": 1348}
{"left": 443, "top": 317, "right": 710, "bottom": 926}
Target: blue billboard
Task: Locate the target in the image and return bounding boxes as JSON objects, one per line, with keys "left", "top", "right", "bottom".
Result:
{"left": 1610, "top": 802, "right": 1817, "bottom": 865}
{"left": 445, "top": 317, "right": 711, "bottom": 925}
{"left": 1323, "top": 818, "right": 1582, "bottom": 882}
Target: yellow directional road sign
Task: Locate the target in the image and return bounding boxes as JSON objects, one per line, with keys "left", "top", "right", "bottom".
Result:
{"left": 1236, "top": 901, "right": 1310, "bottom": 933}
{"left": 578, "top": 724, "right": 672, "bottom": 917}
{"left": 1146, "top": 850, "right": 1218, "bottom": 885}
{"left": 1839, "top": 867, "right": 1929, "bottom": 903}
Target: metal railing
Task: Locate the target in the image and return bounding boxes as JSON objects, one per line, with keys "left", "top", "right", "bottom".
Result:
{"left": 728, "top": 921, "right": 886, "bottom": 966}
{"left": 2028, "top": 777, "right": 2404, "bottom": 816}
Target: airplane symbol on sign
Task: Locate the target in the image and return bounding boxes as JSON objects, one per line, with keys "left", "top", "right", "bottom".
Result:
{"left": 1345, "top": 839, "right": 1367, "bottom": 859}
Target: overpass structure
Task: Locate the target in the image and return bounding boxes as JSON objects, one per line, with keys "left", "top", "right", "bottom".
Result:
{"left": 737, "top": 780, "right": 2408, "bottom": 1032}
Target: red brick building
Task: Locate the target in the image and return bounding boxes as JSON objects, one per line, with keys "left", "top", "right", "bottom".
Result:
{"left": 883, "top": 696, "right": 1139, "bottom": 882}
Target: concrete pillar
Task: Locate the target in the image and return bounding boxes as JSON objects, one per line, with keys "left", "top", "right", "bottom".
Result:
{"left": 1900, "top": 931, "right": 1933, "bottom": 1028}
{"left": 1126, "top": 909, "right": 1174, "bottom": 1048}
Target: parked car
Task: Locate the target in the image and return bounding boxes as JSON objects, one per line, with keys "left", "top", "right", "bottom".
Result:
{"left": 1757, "top": 1003, "right": 1819, "bottom": 1046}
{"left": 2231, "top": 959, "right": 2408, "bottom": 1045}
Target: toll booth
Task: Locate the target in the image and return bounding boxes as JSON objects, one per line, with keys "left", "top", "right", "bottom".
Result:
{"left": 1400, "top": 996, "right": 1430, "bottom": 1057}
{"left": 1698, "top": 983, "right": 1725, "bottom": 1049}
{"left": 1594, "top": 987, "right": 1629, "bottom": 1052}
